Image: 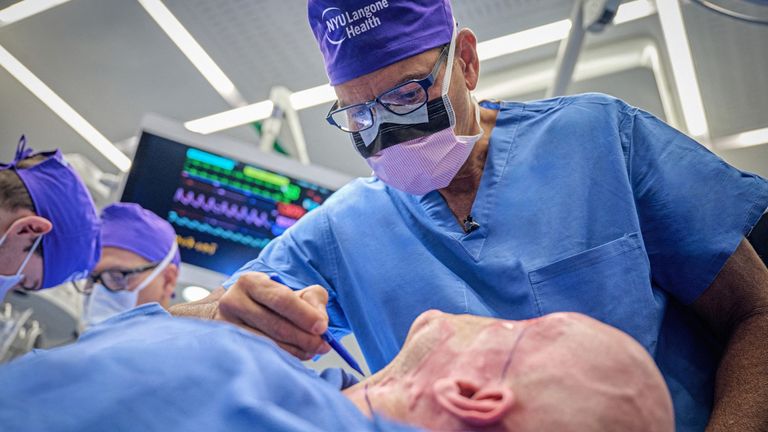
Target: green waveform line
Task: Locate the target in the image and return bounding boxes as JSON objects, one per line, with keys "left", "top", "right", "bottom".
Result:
{"left": 184, "top": 159, "right": 301, "bottom": 202}
{"left": 168, "top": 211, "right": 271, "bottom": 249}
{"left": 243, "top": 165, "right": 289, "bottom": 188}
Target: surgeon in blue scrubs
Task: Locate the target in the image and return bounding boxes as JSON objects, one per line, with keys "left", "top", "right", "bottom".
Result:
{"left": 171, "top": 1, "right": 768, "bottom": 430}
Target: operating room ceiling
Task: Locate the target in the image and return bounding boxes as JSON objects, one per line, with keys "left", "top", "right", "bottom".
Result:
{"left": 0, "top": 0, "right": 766, "bottom": 178}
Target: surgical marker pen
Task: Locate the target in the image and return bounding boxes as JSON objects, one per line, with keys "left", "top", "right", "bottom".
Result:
{"left": 269, "top": 274, "right": 365, "bottom": 375}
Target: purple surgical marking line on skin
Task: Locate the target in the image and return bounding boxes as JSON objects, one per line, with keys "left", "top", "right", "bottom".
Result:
{"left": 499, "top": 323, "right": 534, "bottom": 381}
{"left": 364, "top": 383, "right": 385, "bottom": 432}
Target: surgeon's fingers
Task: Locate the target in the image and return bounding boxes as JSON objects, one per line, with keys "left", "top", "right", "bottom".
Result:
{"left": 297, "top": 285, "right": 330, "bottom": 327}
{"left": 216, "top": 272, "right": 330, "bottom": 355}
{"left": 237, "top": 292, "right": 330, "bottom": 355}
{"left": 243, "top": 273, "right": 329, "bottom": 336}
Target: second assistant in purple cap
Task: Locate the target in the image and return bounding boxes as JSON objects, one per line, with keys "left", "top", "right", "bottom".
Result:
{"left": 100, "top": 203, "right": 181, "bottom": 268}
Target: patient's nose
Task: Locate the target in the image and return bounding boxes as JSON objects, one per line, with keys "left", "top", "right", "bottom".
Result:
{"left": 411, "top": 309, "right": 446, "bottom": 332}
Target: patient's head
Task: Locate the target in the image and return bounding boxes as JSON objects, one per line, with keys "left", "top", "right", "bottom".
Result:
{"left": 344, "top": 311, "right": 673, "bottom": 432}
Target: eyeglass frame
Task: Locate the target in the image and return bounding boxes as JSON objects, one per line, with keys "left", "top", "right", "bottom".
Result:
{"left": 71, "top": 262, "right": 160, "bottom": 295}
{"left": 325, "top": 44, "right": 450, "bottom": 133}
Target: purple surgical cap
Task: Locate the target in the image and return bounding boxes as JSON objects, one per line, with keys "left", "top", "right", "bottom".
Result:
{"left": 100, "top": 203, "right": 181, "bottom": 267}
{"left": 0, "top": 137, "right": 101, "bottom": 289}
{"left": 307, "top": 0, "right": 454, "bottom": 85}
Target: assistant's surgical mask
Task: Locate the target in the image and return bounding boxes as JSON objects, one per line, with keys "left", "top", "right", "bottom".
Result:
{"left": 361, "top": 24, "right": 484, "bottom": 195}
{"left": 82, "top": 242, "right": 177, "bottom": 327}
{"left": 0, "top": 229, "right": 42, "bottom": 301}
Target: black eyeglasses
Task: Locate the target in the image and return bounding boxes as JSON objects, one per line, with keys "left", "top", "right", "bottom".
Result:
{"left": 326, "top": 45, "right": 449, "bottom": 134}
{"left": 71, "top": 262, "right": 159, "bottom": 294}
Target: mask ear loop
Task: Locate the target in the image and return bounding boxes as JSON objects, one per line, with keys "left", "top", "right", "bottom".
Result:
{"left": 14, "top": 235, "right": 42, "bottom": 279}
{"left": 133, "top": 241, "right": 178, "bottom": 293}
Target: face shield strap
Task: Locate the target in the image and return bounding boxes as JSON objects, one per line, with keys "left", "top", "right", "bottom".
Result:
{"left": 441, "top": 22, "right": 458, "bottom": 97}
{"left": 438, "top": 21, "right": 459, "bottom": 129}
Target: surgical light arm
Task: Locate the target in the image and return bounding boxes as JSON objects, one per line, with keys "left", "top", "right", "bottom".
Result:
{"left": 547, "top": 0, "right": 620, "bottom": 98}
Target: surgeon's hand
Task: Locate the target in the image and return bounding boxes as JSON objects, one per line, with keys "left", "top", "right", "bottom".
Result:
{"left": 214, "top": 272, "right": 332, "bottom": 360}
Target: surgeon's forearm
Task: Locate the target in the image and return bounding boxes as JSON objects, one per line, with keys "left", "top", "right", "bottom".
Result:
{"left": 706, "top": 311, "right": 768, "bottom": 432}
{"left": 168, "top": 287, "right": 224, "bottom": 320}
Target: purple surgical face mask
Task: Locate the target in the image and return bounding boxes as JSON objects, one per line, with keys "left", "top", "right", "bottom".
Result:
{"left": 363, "top": 27, "right": 483, "bottom": 195}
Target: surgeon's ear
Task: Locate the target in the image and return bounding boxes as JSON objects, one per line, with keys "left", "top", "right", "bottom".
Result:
{"left": 433, "top": 377, "right": 514, "bottom": 427}
{"left": 6, "top": 215, "right": 52, "bottom": 241}
{"left": 161, "top": 264, "right": 179, "bottom": 299}
{"left": 456, "top": 28, "right": 480, "bottom": 91}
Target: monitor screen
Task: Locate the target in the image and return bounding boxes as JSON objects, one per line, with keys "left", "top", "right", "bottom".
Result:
{"left": 121, "top": 125, "right": 345, "bottom": 279}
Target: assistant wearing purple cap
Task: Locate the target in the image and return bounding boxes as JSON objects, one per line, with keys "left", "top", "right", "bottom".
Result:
{"left": 80, "top": 202, "right": 180, "bottom": 327}
{"left": 0, "top": 137, "right": 100, "bottom": 301}
{"left": 175, "top": 2, "right": 768, "bottom": 431}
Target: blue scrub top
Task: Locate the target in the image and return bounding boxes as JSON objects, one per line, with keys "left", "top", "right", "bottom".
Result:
{"left": 0, "top": 304, "right": 420, "bottom": 432}
{"left": 226, "top": 93, "right": 768, "bottom": 431}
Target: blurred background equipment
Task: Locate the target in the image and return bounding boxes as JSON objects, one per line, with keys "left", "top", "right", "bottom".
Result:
{"left": 1, "top": 287, "right": 81, "bottom": 363}
{"left": 63, "top": 153, "right": 122, "bottom": 208}
{"left": 0, "top": 302, "right": 40, "bottom": 363}
{"left": 690, "top": 0, "right": 768, "bottom": 25}
{"left": 547, "top": 0, "right": 621, "bottom": 97}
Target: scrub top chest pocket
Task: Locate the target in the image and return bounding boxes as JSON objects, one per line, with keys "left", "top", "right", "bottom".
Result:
{"left": 528, "top": 233, "right": 661, "bottom": 351}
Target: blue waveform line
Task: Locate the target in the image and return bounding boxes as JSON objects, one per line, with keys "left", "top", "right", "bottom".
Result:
{"left": 168, "top": 211, "right": 272, "bottom": 250}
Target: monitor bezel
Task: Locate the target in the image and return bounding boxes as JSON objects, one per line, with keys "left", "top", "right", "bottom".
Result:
{"left": 120, "top": 113, "right": 353, "bottom": 291}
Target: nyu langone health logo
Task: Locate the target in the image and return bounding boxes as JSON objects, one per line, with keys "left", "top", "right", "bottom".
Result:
{"left": 323, "top": 0, "right": 390, "bottom": 45}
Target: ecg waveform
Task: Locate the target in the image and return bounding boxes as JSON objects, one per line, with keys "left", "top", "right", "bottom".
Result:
{"left": 183, "top": 158, "right": 302, "bottom": 203}
{"left": 168, "top": 211, "right": 271, "bottom": 250}
{"left": 173, "top": 188, "right": 271, "bottom": 228}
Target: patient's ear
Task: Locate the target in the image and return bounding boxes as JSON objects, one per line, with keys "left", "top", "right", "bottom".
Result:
{"left": 433, "top": 377, "right": 514, "bottom": 427}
